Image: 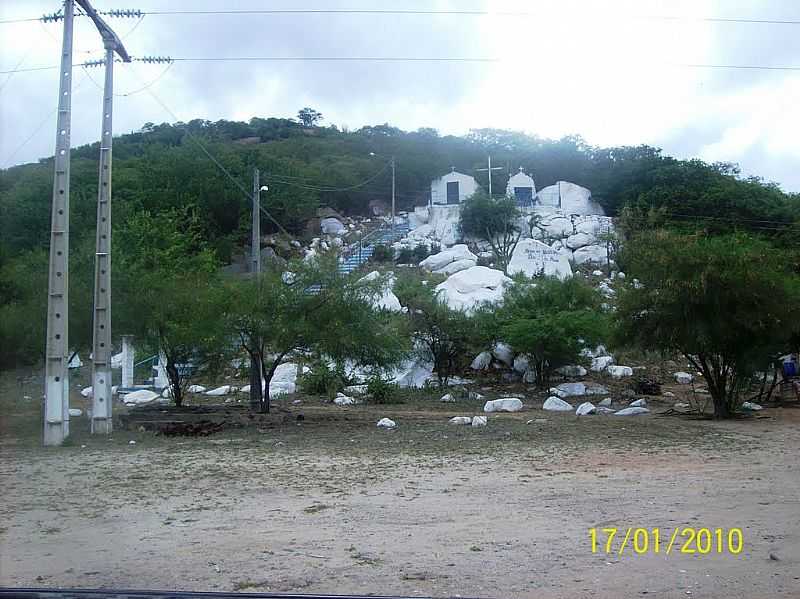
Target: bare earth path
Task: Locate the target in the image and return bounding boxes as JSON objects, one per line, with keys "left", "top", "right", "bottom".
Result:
{"left": 1, "top": 400, "right": 799, "bottom": 598}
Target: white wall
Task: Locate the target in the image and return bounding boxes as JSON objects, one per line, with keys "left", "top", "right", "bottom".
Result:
{"left": 431, "top": 171, "right": 479, "bottom": 205}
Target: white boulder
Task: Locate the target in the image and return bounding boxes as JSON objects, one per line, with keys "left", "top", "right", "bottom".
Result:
{"left": 572, "top": 244, "right": 608, "bottom": 265}
{"left": 565, "top": 232, "right": 594, "bottom": 250}
{"left": 344, "top": 384, "right": 368, "bottom": 395}
{"left": 436, "top": 258, "right": 477, "bottom": 275}
{"left": 80, "top": 386, "right": 93, "bottom": 398}
{"left": 607, "top": 365, "right": 634, "bottom": 379}
{"left": 591, "top": 356, "right": 615, "bottom": 372}
{"left": 614, "top": 407, "right": 650, "bottom": 416}
{"left": 543, "top": 396, "right": 574, "bottom": 411}
{"left": 556, "top": 365, "right": 587, "bottom": 377}
{"left": 674, "top": 372, "right": 693, "bottom": 384}
{"left": 358, "top": 271, "right": 402, "bottom": 312}
{"left": 440, "top": 393, "right": 456, "bottom": 403}
{"left": 449, "top": 416, "right": 472, "bottom": 425}
{"left": 390, "top": 359, "right": 434, "bottom": 388}
{"left": 629, "top": 398, "right": 647, "bottom": 408}
{"left": 470, "top": 351, "right": 492, "bottom": 371}
{"left": 483, "top": 398, "right": 523, "bottom": 413}
{"left": 554, "top": 382, "right": 586, "bottom": 397}
{"left": 434, "top": 266, "right": 511, "bottom": 313}
{"left": 513, "top": 354, "right": 530, "bottom": 373}
{"left": 205, "top": 385, "right": 233, "bottom": 396}
{"left": 420, "top": 244, "right": 477, "bottom": 271}
{"left": 187, "top": 385, "right": 207, "bottom": 393}
{"left": 471, "top": 415, "right": 488, "bottom": 427}
{"left": 270, "top": 362, "right": 298, "bottom": 396}
{"left": 741, "top": 401, "right": 763, "bottom": 411}
{"left": 576, "top": 401, "right": 596, "bottom": 416}
{"left": 376, "top": 417, "right": 396, "bottom": 428}
{"left": 507, "top": 238, "right": 572, "bottom": 280}
{"left": 492, "top": 342, "right": 514, "bottom": 367}
{"left": 122, "top": 389, "right": 160, "bottom": 405}
{"left": 334, "top": 394, "right": 358, "bottom": 406}
{"left": 320, "top": 217, "right": 346, "bottom": 235}
{"left": 598, "top": 397, "right": 613, "bottom": 408}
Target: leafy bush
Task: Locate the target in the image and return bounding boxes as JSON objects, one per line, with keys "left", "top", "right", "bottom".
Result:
{"left": 300, "top": 361, "right": 347, "bottom": 398}
{"left": 370, "top": 244, "right": 394, "bottom": 263}
{"left": 366, "top": 376, "right": 403, "bottom": 404}
{"left": 396, "top": 248, "right": 414, "bottom": 264}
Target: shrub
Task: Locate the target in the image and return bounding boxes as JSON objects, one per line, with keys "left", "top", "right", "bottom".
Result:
{"left": 366, "top": 376, "right": 403, "bottom": 404}
{"left": 300, "top": 361, "right": 347, "bottom": 398}
{"left": 370, "top": 244, "right": 394, "bottom": 263}
{"left": 395, "top": 248, "right": 414, "bottom": 264}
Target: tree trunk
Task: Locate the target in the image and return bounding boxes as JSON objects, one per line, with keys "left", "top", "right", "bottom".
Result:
{"left": 248, "top": 351, "right": 263, "bottom": 412}
{"left": 165, "top": 356, "right": 183, "bottom": 407}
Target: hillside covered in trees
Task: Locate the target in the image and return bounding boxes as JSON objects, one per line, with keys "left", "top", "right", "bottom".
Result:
{"left": 1, "top": 115, "right": 799, "bottom": 367}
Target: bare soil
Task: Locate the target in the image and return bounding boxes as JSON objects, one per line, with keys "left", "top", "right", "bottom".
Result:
{"left": 1, "top": 368, "right": 799, "bottom": 598}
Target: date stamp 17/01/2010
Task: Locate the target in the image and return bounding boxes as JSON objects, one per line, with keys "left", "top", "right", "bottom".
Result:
{"left": 589, "top": 527, "right": 744, "bottom": 556}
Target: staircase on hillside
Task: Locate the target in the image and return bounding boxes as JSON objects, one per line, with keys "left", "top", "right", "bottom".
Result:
{"left": 337, "top": 217, "right": 409, "bottom": 275}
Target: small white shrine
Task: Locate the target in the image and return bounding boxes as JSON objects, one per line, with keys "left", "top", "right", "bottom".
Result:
{"left": 505, "top": 167, "right": 537, "bottom": 207}
{"left": 430, "top": 168, "right": 479, "bottom": 205}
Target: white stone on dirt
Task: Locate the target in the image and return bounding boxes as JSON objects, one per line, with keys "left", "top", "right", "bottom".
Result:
{"left": 592, "top": 269, "right": 604, "bottom": 276}
{"left": 492, "top": 342, "right": 514, "bottom": 367}
{"left": 483, "top": 398, "right": 523, "bottom": 413}
{"left": 674, "top": 402, "right": 690, "bottom": 410}
{"left": 440, "top": 393, "right": 456, "bottom": 402}
{"left": 596, "top": 406, "right": 616, "bottom": 414}
{"left": 449, "top": 416, "right": 472, "bottom": 425}
{"left": 334, "top": 394, "right": 358, "bottom": 406}
{"left": 663, "top": 391, "right": 676, "bottom": 398}
{"left": 470, "top": 351, "right": 492, "bottom": 370}
{"left": 434, "top": 266, "right": 511, "bottom": 313}
{"left": 629, "top": 398, "right": 647, "bottom": 408}
{"left": 471, "top": 416, "right": 488, "bottom": 427}
{"left": 68, "top": 408, "right": 82, "bottom": 417}
{"left": 80, "top": 386, "right": 93, "bottom": 398}
{"left": 205, "top": 385, "right": 233, "bottom": 396}
{"left": 576, "top": 401, "right": 596, "bottom": 416}
{"left": 585, "top": 385, "right": 610, "bottom": 395}
{"left": 122, "top": 389, "right": 160, "bottom": 405}
{"left": 741, "top": 401, "right": 763, "bottom": 411}
{"left": 614, "top": 407, "right": 650, "bottom": 416}
{"left": 320, "top": 217, "right": 346, "bottom": 235}
{"left": 674, "top": 372, "right": 693, "bottom": 384}
{"left": 599, "top": 397, "right": 613, "bottom": 408}
{"left": 187, "top": 384, "right": 206, "bottom": 393}
{"left": 376, "top": 417, "right": 396, "bottom": 428}
{"left": 554, "top": 382, "right": 586, "bottom": 397}
{"left": 556, "top": 364, "right": 587, "bottom": 377}
{"left": 543, "top": 396, "right": 574, "bottom": 411}
{"left": 607, "top": 365, "right": 634, "bottom": 379}
{"left": 591, "top": 355, "right": 615, "bottom": 372}
{"left": 238, "top": 385, "right": 251, "bottom": 393}
{"left": 507, "top": 238, "right": 572, "bottom": 280}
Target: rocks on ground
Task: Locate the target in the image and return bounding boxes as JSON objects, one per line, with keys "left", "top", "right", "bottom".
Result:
{"left": 483, "top": 398, "right": 524, "bottom": 413}
{"left": 543, "top": 396, "right": 573, "bottom": 412}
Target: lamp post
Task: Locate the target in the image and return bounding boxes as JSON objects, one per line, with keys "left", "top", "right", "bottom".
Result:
{"left": 251, "top": 166, "right": 268, "bottom": 275}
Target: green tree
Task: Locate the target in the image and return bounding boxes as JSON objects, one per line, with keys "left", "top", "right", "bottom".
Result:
{"left": 394, "top": 274, "right": 483, "bottom": 388}
{"left": 297, "top": 107, "right": 323, "bottom": 127}
{"left": 492, "top": 277, "right": 607, "bottom": 387}
{"left": 221, "top": 256, "right": 407, "bottom": 412}
{"left": 615, "top": 231, "right": 800, "bottom": 418}
{"left": 459, "top": 191, "right": 522, "bottom": 273}
{"left": 113, "top": 207, "right": 221, "bottom": 406}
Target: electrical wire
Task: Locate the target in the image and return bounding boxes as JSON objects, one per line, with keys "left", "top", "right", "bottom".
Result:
{"left": 81, "top": 60, "right": 174, "bottom": 97}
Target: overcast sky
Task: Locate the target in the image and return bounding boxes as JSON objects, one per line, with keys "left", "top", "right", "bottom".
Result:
{"left": 1, "top": 0, "right": 799, "bottom": 191}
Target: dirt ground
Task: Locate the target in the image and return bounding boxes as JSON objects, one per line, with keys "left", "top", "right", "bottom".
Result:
{"left": 1, "top": 369, "right": 799, "bottom": 598}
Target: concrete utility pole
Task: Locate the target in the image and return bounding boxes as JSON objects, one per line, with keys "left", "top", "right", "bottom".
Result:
{"left": 476, "top": 155, "right": 503, "bottom": 198}
{"left": 79, "top": 0, "right": 131, "bottom": 435}
{"left": 252, "top": 168, "right": 261, "bottom": 274}
{"left": 391, "top": 156, "right": 396, "bottom": 240}
{"left": 43, "top": 0, "right": 75, "bottom": 446}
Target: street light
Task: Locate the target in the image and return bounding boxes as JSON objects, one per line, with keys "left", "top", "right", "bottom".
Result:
{"left": 369, "top": 152, "right": 396, "bottom": 240}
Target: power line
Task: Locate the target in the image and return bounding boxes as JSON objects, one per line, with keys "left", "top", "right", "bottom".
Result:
{"left": 6, "top": 56, "right": 800, "bottom": 76}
